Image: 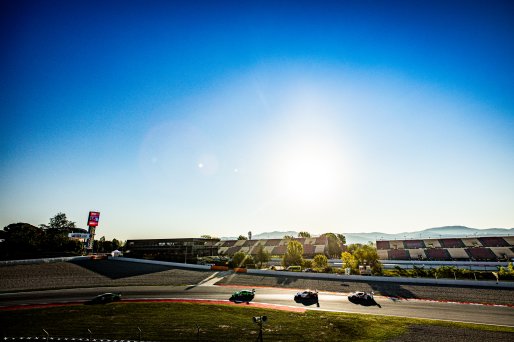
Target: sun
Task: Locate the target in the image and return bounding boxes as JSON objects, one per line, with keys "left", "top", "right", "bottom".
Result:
{"left": 273, "top": 141, "right": 344, "bottom": 204}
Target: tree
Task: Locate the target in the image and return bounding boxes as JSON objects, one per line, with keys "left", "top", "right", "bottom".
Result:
{"left": 112, "top": 238, "right": 122, "bottom": 250}
{"left": 232, "top": 251, "right": 250, "bottom": 268}
{"left": 298, "top": 231, "right": 311, "bottom": 238}
{"left": 283, "top": 235, "right": 294, "bottom": 240}
{"left": 348, "top": 243, "right": 381, "bottom": 274}
{"left": 43, "top": 228, "right": 72, "bottom": 254}
{"left": 312, "top": 254, "right": 328, "bottom": 269}
{"left": 2, "top": 223, "right": 44, "bottom": 258}
{"left": 282, "top": 240, "right": 304, "bottom": 267}
{"left": 336, "top": 233, "right": 346, "bottom": 245}
{"left": 40, "top": 212, "right": 76, "bottom": 229}
{"left": 2, "top": 222, "right": 85, "bottom": 260}
{"left": 254, "top": 244, "right": 271, "bottom": 268}
{"left": 237, "top": 235, "right": 248, "bottom": 240}
{"left": 321, "top": 232, "right": 345, "bottom": 258}
{"left": 341, "top": 252, "right": 358, "bottom": 273}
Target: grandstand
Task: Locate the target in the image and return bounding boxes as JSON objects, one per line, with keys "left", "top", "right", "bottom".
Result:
{"left": 215, "top": 237, "right": 328, "bottom": 258}
{"left": 377, "top": 236, "right": 514, "bottom": 261}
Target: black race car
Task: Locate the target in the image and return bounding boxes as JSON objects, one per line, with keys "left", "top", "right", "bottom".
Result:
{"left": 294, "top": 290, "right": 318, "bottom": 301}
{"left": 229, "top": 289, "right": 255, "bottom": 303}
{"left": 294, "top": 290, "right": 319, "bottom": 306}
{"left": 87, "top": 292, "right": 122, "bottom": 305}
{"left": 347, "top": 291, "right": 381, "bottom": 308}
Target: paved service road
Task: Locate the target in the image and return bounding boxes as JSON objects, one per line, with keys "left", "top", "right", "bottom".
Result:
{"left": 1, "top": 285, "right": 513, "bottom": 327}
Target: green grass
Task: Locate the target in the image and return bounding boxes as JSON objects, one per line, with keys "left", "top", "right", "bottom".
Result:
{"left": 1, "top": 303, "right": 512, "bottom": 341}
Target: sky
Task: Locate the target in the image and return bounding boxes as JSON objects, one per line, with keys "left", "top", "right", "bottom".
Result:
{"left": 1, "top": 0, "right": 513, "bottom": 240}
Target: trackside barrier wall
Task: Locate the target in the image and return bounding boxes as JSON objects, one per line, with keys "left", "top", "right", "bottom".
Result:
{"left": 211, "top": 265, "right": 229, "bottom": 271}
{"left": 246, "top": 269, "right": 514, "bottom": 288}
{"left": 110, "top": 256, "right": 212, "bottom": 270}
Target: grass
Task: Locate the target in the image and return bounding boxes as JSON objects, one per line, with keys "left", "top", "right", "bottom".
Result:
{"left": 1, "top": 302, "right": 513, "bottom": 341}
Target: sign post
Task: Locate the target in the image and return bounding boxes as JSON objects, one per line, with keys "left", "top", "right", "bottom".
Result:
{"left": 86, "top": 211, "right": 100, "bottom": 253}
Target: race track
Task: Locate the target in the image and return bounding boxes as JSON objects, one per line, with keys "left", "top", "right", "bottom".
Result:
{"left": 1, "top": 259, "right": 513, "bottom": 329}
{"left": 1, "top": 284, "right": 513, "bottom": 327}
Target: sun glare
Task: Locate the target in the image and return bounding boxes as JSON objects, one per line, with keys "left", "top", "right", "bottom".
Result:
{"left": 274, "top": 142, "right": 344, "bottom": 204}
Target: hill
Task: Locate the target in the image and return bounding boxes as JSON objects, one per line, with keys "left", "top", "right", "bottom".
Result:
{"left": 222, "top": 226, "right": 514, "bottom": 244}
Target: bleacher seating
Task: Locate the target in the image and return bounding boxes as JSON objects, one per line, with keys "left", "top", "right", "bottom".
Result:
{"left": 376, "top": 241, "right": 390, "bottom": 250}
{"left": 466, "top": 247, "right": 497, "bottom": 261}
{"left": 225, "top": 246, "right": 241, "bottom": 255}
{"left": 439, "top": 238, "right": 465, "bottom": 248}
{"left": 404, "top": 240, "right": 425, "bottom": 249}
{"left": 407, "top": 249, "right": 426, "bottom": 259}
{"left": 264, "top": 239, "right": 282, "bottom": 246}
{"left": 478, "top": 237, "right": 509, "bottom": 247}
{"left": 272, "top": 245, "right": 287, "bottom": 255}
{"left": 378, "top": 236, "right": 513, "bottom": 261}
{"left": 243, "top": 240, "right": 258, "bottom": 247}
{"left": 315, "top": 237, "right": 328, "bottom": 245}
{"left": 490, "top": 247, "right": 514, "bottom": 260}
{"left": 295, "top": 238, "right": 306, "bottom": 244}
{"left": 249, "top": 245, "right": 263, "bottom": 254}
{"left": 388, "top": 249, "right": 410, "bottom": 260}
{"left": 302, "top": 244, "right": 316, "bottom": 256}
{"left": 219, "top": 240, "right": 236, "bottom": 247}
{"left": 423, "top": 239, "right": 441, "bottom": 248}
{"left": 425, "top": 248, "right": 452, "bottom": 261}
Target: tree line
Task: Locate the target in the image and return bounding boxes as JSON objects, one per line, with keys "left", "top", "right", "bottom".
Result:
{"left": 229, "top": 231, "right": 381, "bottom": 275}
{"left": 0, "top": 213, "right": 122, "bottom": 260}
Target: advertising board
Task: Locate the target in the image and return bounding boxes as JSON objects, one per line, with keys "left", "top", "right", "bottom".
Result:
{"left": 87, "top": 211, "right": 100, "bottom": 227}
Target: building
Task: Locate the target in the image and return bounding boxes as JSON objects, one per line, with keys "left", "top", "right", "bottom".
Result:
{"left": 123, "top": 236, "right": 330, "bottom": 262}
{"left": 124, "top": 238, "right": 219, "bottom": 263}
{"left": 215, "top": 236, "right": 328, "bottom": 258}
{"left": 376, "top": 236, "right": 514, "bottom": 262}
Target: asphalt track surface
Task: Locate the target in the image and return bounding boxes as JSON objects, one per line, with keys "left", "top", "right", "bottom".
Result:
{"left": 1, "top": 284, "right": 514, "bottom": 327}
{"left": 1, "top": 259, "right": 513, "bottom": 329}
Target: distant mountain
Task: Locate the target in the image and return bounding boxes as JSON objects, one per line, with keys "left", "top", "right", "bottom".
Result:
{"left": 221, "top": 231, "right": 297, "bottom": 241}
{"left": 346, "top": 226, "right": 514, "bottom": 244}
{"left": 253, "top": 231, "right": 298, "bottom": 239}
{"left": 221, "top": 226, "right": 514, "bottom": 244}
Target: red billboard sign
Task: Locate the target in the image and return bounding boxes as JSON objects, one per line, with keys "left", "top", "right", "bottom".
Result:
{"left": 87, "top": 211, "right": 100, "bottom": 227}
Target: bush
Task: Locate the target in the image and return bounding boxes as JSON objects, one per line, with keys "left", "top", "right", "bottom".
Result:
{"left": 498, "top": 262, "right": 514, "bottom": 280}
{"left": 313, "top": 254, "right": 328, "bottom": 269}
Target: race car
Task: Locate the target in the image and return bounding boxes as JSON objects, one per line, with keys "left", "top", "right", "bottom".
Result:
{"left": 294, "top": 290, "right": 318, "bottom": 302}
{"left": 229, "top": 289, "right": 255, "bottom": 303}
{"left": 87, "top": 292, "right": 122, "bottom": 305}
{"left": 347, "top": 291, "right": 381, "bottom": 308}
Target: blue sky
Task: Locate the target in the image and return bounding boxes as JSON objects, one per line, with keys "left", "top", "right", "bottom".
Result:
{"left": 1, "top": 0, "right": 513, "bottom": 240}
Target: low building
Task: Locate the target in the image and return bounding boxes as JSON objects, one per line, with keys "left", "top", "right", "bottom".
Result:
{"left": 124, "top": 238, "right": 219, "bottom": 263}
